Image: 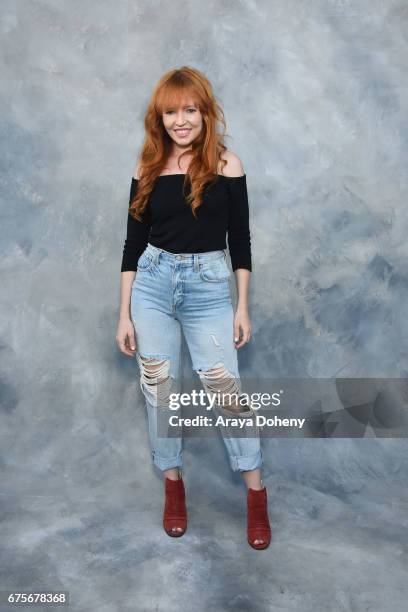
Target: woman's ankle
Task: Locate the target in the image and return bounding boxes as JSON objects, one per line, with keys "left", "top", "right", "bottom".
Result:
{"left": 164, "top": 467, "right": 182, "bottom": 481}
{"left": 241, "top": 468, "right": 263, "bottom": 490}
{"left": 246, "top": 481, "right": 265, "bottom": 492}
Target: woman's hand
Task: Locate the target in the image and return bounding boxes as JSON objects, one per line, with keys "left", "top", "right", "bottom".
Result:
{"left": 233, "top": 306, "right": 252, "bottom": 349}
{"left": 116, "top": 317, "right": 137, "bottom": 357}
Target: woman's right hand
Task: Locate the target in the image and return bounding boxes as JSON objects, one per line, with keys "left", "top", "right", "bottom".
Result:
{"left": 116, "top": 317, "right": 137, "bottom": 357}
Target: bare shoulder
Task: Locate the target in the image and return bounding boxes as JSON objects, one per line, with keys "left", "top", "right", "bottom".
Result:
{"left": 218, "top": 150, "right": 245, "bottom": 177}
{"left": 132, "top": 160, "right": 141, "bottom": 180}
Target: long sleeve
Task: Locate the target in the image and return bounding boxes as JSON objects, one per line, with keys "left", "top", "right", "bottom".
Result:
{"left": 226, "top": 175, "right": 252, "bottom": 272}
{"left": 120, "top": 178, "right": 151, "bottom": 272}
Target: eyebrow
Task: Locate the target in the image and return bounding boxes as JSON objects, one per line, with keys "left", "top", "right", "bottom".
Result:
{"left": 165, "top": 104, "right": 196, "bottom": 110}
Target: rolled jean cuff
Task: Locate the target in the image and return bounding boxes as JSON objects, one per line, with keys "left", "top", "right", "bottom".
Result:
{"left": 152, "top": 450, "right": 183, "bottom": 472}
{"left": 230, "top": 449, "right": 263, "bottom": 472}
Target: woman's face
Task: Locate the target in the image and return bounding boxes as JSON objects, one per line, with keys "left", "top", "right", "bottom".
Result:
{"left": 162, "top": 99, "right": 203, "bottom": 149}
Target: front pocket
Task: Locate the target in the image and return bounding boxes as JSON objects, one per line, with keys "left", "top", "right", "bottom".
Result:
{"left": 199, "top": 258, "right": 231, "bottom": 283}
{"left": 137, "top": 251, "right": 154, "bottom": 271}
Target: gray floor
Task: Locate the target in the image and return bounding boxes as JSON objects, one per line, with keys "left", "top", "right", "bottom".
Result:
{"left": 1, "top": 437, "right": 407, "bottom": 612}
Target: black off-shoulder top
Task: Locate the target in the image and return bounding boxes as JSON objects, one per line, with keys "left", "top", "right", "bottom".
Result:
{"left": 121, "top": 173, "right": 252, "bottom": 273}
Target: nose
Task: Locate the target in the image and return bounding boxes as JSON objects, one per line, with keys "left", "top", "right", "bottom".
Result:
{"left": 176, "top": 111, "right": 188, "bottom": 125}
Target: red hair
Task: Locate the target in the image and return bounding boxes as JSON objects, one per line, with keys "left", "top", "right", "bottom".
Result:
{"left": 129, "top": 66, "right": 229, "bottom": 221}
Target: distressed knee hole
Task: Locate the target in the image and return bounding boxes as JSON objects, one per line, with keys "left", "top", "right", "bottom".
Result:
{"left": 197, "top": 362, "right": 253, "bottom": 414}
{"left": 139, "top": 356, "right": 172, "bottom": 407}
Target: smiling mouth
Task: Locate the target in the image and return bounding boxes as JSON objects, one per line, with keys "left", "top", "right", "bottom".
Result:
{"left": 174, "top": 129, "right": 191, "bottom": 137}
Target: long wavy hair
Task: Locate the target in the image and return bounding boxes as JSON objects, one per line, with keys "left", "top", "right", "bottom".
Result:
{"left": 129, "top": 66, "right": 229, "bottom": 221}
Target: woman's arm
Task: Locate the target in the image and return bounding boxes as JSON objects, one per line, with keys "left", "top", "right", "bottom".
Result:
{"left": 116, "top": 162, "right": 150, "bottom": 356}
{"left": 117, "top": 271, "right": 137, "bottom": 357}
{"left": 233, "top": 269, "right": 252, "bottom": 347}
{"left": 119, "top": 271, "right": 136, "bottom": 322}
{"left": 222, "top": 151, "right": 253, "bottom": 348}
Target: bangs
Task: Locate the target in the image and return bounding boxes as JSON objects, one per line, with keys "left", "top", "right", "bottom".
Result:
{"left": 156, "top": 82, "right": 200, "bottom": 114}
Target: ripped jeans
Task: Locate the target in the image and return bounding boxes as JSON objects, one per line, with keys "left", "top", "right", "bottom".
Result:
{"left": 130, "top": 242, "right": 263, "bottom": 473}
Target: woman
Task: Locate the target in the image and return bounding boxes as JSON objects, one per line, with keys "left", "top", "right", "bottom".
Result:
{"left": 116, "top": 66, "right": 271, "bottom": 550}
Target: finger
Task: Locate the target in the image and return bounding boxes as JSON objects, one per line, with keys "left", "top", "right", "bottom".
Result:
{"left": 235, "top": 332, "right": 245, "bottom": 348}
{"left": 127, "top": 332, "right": 136, "bottom": 352}
{"left": 233, "top": 322, "right": 240, "bottom": 344}
{"left": 123, "top": 346, "right": 136, "bottom": 357}
{"left": 119, "top": 337, "right": 137, "bottom": 357}
{"left": 236, "top": 328, "right": 250, "bottom": 348}
{"left": 241, "top": 333, "right": 250, "bottom": 346}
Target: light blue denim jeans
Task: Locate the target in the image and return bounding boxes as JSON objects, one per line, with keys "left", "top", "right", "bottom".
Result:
{"left": 130, "top": 242, "right": 263, "bottom": 473}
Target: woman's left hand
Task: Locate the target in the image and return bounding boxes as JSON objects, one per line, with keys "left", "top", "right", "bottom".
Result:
{"left": 233, "top": 307, "right": 252, "bottom": 348}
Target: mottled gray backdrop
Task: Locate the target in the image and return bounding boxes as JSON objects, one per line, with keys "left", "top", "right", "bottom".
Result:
{"left": 1, "top": 1, "right": 408, "bottom": 611}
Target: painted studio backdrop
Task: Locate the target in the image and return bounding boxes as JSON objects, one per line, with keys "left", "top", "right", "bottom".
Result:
{"left": 1, "top": 1, "right": 408, "bottom": 611}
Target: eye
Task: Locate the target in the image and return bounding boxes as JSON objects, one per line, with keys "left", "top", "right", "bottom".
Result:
{"left": 164, "top": 108, "right": 197, "bottom": 115}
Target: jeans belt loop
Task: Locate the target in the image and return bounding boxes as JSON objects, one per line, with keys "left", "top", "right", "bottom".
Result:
{"left": 153, "top": 247, "right": 160, "bottom": 266}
